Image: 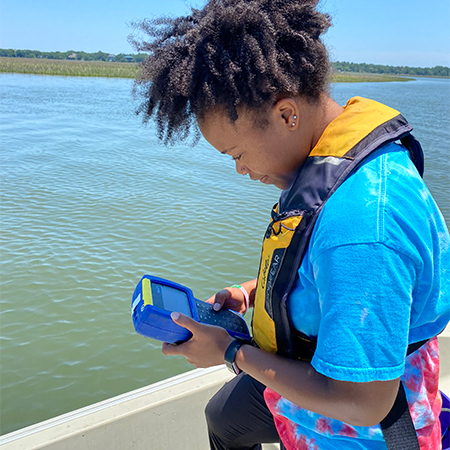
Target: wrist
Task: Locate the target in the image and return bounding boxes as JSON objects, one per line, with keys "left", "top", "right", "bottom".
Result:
{"left": 234, "top": 342, "right": 248, "bottom": 373}
{"left": 242, "top": 279, "right": 257, "bottom": 308}
{"left": 230, "top": 285, "right": 250, "bottom": 311}
{"left": 224, "top": 339, "right": 247, "bottom": 375}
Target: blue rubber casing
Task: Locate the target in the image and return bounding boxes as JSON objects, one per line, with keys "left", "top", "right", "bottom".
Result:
{"left": 131, "top": 275, "right": 250, "bottom": 344}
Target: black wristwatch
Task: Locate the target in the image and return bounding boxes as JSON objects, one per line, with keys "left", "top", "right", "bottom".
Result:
{"left": 224, "top": 339, "right": 245, "bottom": 375}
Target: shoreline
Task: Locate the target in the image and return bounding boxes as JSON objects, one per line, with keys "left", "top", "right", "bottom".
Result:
{"left": 0, "top": 57, "right": 416, "bottom": 82}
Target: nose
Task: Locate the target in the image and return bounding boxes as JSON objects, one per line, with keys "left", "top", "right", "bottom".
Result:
{"left": 235, "top": 162, "right": 248, "bottom": 176}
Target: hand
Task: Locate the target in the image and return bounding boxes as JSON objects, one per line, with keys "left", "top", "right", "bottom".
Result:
{"left": 162, "top": 312, "right": 234, "bottom": 368}
{"left": 206, "top": 287, "right": 248, "bottom": 314}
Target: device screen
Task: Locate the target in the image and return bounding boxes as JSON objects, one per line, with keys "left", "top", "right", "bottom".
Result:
{"left": 151, "top": 283, "right": 192, "bottom": 317}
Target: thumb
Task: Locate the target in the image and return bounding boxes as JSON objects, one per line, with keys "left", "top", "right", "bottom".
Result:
{"left": 212, "top": 289, "right": 231, "bottom": 311}
{"left": 171, "top": 312, "right": 200, "bottom": 333}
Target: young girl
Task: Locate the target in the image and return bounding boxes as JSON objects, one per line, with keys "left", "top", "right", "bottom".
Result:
{"left": 131, "top": 1, "right": 450, "bottom": 449}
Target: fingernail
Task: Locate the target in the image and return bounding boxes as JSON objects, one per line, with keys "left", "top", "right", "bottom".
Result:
{"left": 213, "top": 303, "right": 220, "bottom": 311}
{"left": 171, "top": 312, "right": 180, "bottom": 320}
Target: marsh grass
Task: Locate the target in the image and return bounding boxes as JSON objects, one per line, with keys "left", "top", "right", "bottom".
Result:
{"left": 332, "top": 72, "right": 412, "bottom": 83}
{"left": 0, "top": 57, "right": 139, "bottom": 78}
{"left": 0, "top": 57, "right": 412, "bottom": 82}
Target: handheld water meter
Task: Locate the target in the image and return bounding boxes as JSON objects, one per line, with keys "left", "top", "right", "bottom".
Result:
{"left": 131, "top": 275, "right": 251, "bottom": 344}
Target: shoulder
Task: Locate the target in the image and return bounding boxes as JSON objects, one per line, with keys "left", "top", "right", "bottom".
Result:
{"left": 309, "top": 142, "right": 446, "bottom": 261}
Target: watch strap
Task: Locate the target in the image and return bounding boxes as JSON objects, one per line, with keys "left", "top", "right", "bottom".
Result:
{"left": 224, "top": 339, "right": 245, "bottom": 375}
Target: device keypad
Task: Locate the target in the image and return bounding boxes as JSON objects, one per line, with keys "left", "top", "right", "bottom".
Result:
{"left": 194, "top": 300, "right": 249, "bottom": 334}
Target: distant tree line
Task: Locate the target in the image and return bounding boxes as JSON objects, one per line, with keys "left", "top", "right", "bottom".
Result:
{"left": 0, "top": 49, "right": 148, "bottom": 63}
{"left": 333, "top": 61, "right": 449, "bottom": 77}
{"left": 1, "top": 49, "right": 449, "bottom": 76}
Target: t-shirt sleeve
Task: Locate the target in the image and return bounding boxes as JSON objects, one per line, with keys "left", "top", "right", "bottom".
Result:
{"left": 310, "top": 242, "right": 416, "bottom": 383}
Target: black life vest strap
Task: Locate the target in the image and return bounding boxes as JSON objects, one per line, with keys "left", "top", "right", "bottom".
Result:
{"left": 380, "top": 339, "right": 429, "bottom": 450}
{"left": 380, "top": 382, "right": 420, "bottom": 450}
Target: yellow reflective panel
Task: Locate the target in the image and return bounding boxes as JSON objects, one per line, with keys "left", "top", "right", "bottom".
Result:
{"left": 142, "top": 278, "right": 153, "bottom": 306}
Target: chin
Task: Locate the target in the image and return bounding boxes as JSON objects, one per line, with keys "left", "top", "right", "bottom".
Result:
{"left": 272, "top": 179, "right": 291, "bottom": 190}
{"left": 273, "top": 181, "right": 287, "bottom": 190}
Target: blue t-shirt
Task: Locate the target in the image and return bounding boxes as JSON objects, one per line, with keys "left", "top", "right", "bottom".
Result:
{"left": 271, "top": 142, "right": 450, "bottom": 449}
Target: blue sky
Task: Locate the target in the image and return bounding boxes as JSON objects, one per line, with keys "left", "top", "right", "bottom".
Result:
{"left": 1, "top": 0, "right": 449, "bottom": 67}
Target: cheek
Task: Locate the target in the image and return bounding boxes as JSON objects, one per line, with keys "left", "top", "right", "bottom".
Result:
{"left": 258, "top": 151, "right": 284, "bottom": 174}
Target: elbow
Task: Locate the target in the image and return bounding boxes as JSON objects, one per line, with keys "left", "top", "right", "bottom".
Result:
{"left": 340, "top": 402, "right": 392, "bottom": 427}
{"left": 345, "top": 399, "right": 398, "bottom": 428}
{"left": 329, "top": 378, "right": 400, "bottom": 428}
{"left": 348, "top": 412, "right": 387, "bottom": 428}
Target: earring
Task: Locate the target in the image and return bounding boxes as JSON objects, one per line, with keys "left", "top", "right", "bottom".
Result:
{"left": 293, "top": 115, "right": 297, "bottom": 119}
{"left": 291, "top": 122, "right": 296, "bottom": 127}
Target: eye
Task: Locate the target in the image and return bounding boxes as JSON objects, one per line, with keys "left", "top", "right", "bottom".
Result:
{"left": 232, "top": 155, "right": 242, "bottom": 161}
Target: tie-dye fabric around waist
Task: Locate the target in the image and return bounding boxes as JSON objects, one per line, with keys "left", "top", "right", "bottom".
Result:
{"left": 264, "top": 338, "right": 441, "bottom": 450}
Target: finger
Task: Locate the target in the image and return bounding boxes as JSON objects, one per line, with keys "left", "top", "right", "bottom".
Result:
{"left": 212, "top": 289, "right": 231, "bottom": 311}
{"left": 161, "top": 340, "right": 190, "bottom": 356}
{"left": 205, "top": 289, "right": 228, "bottom": 308}
{"left": 162, "top": 341, "right": 179, "bottom": 356}
{"left": 171, "top": 311, "right": 201, "bottom": 333}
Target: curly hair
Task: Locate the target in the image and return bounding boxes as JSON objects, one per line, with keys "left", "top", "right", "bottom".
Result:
{"left": 130, "top": 0, "right": 331, "bottom": 144}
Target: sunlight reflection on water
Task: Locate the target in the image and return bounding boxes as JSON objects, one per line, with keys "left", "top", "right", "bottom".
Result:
{"left": 0, "top": 74, "right": 449, "bottom": 434}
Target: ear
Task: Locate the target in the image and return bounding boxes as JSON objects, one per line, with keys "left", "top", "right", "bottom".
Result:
{"left": 273, "top": 98, "right": 299, "bottom": 130}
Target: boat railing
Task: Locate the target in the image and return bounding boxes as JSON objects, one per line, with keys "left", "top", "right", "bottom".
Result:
{"left": 1, "top": 327, "right": 448, "bottom": 450}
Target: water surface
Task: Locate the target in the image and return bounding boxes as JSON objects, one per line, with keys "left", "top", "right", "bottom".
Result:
{"left": 1, "top": 74, "right": 449, "bottom": 434}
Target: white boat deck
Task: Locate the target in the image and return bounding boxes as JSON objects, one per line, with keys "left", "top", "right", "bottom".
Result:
{"left": 1, "top": 328, "right": 449, "bottom": 450}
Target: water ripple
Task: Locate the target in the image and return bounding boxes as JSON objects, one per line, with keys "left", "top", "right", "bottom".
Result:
{"left": 1, "top": 73, "right": 449, "bottom": 435}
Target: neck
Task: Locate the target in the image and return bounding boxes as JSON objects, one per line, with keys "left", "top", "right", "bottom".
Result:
{"left": 310, "top": 95, "right": 344, "bottom": 151}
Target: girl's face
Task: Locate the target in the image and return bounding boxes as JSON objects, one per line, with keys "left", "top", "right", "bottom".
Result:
{"left": 198, "top": 98, "right": 323, "bottom": 190}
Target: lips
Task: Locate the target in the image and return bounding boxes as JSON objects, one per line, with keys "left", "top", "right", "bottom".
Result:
{"left": 260, "top": 176, "right": 269, "bottom": 184}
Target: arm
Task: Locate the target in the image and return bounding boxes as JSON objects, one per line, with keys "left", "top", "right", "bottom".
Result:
{"left": 235, "top": 342, "right": 400, "bottom": 427}
{"left": 164, "top": 242, "right": 413, "bottom": 426}
{"left": 162, "top": 313, "right": 400, "bottom": 427}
